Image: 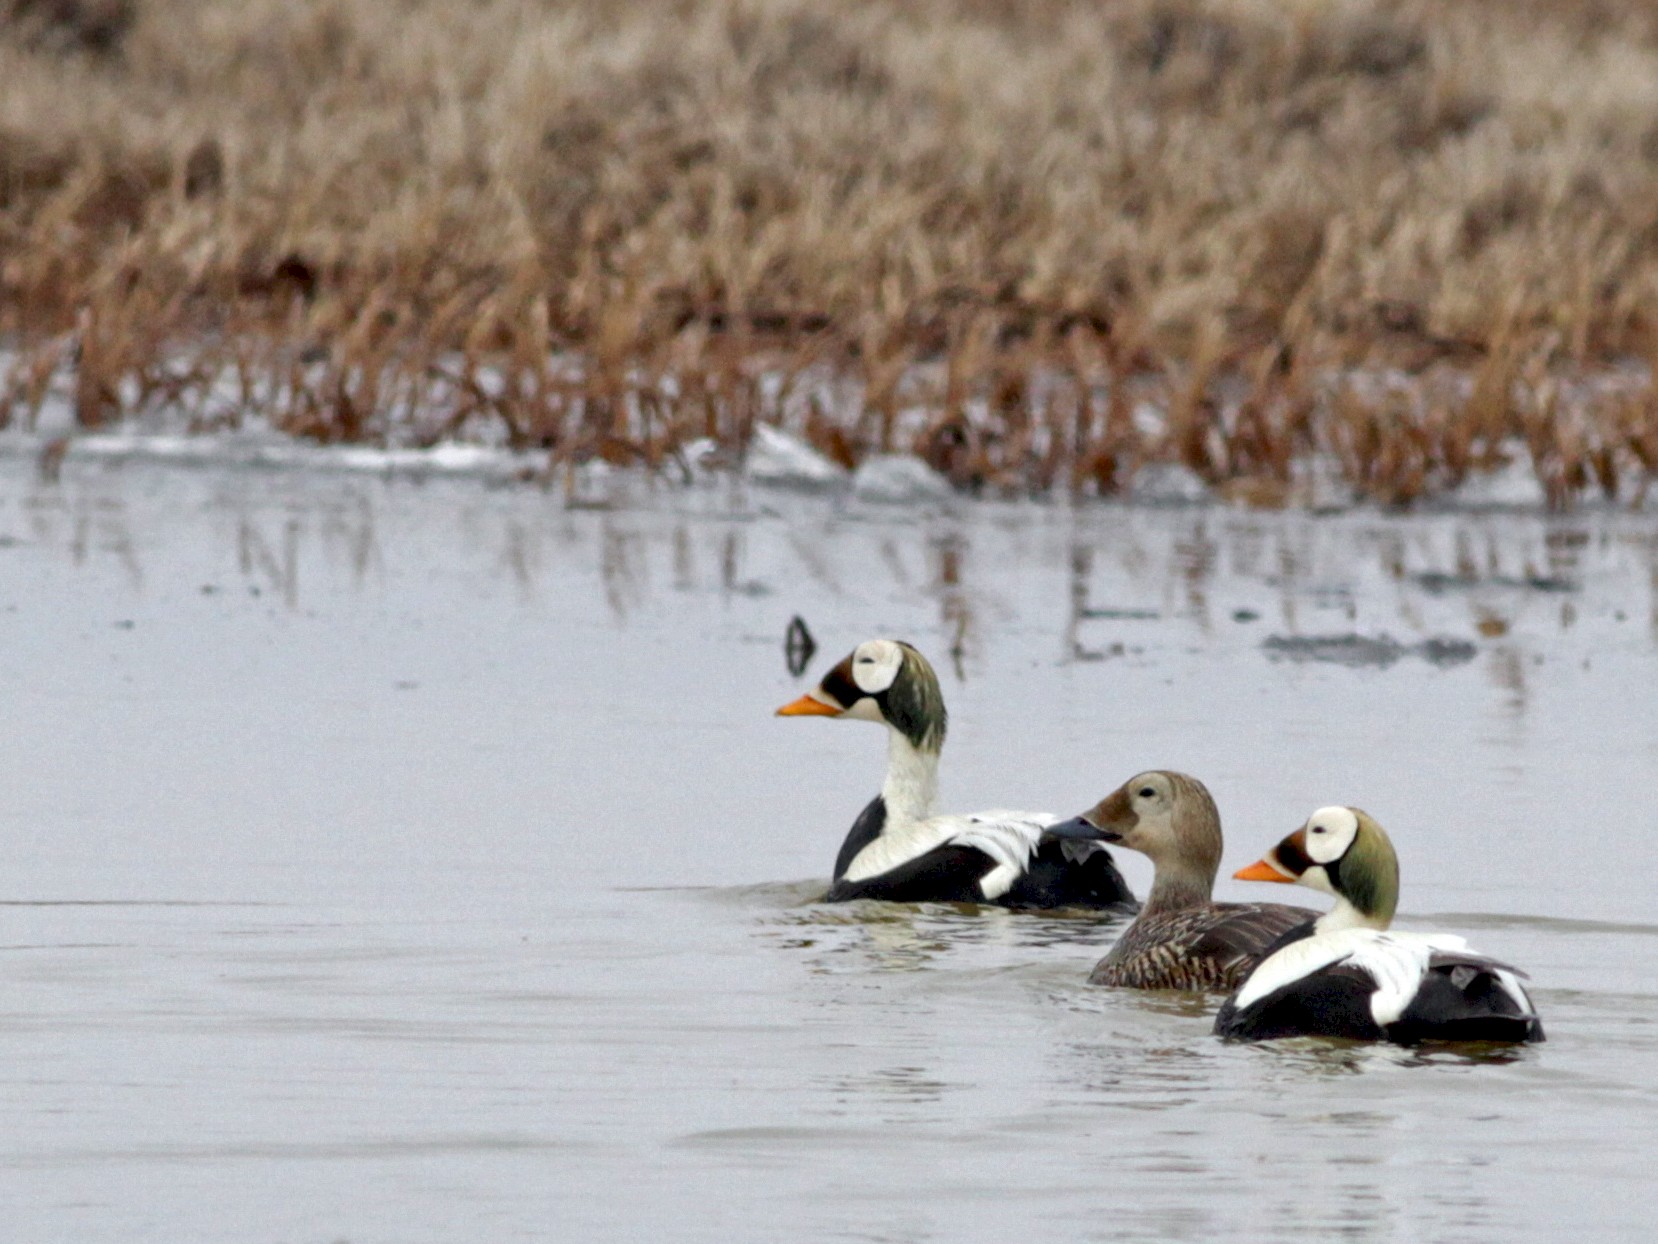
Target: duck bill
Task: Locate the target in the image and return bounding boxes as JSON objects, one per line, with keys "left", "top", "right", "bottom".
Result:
{"left": 1234, "top": 857, "right": 1295, "bottom": 883}
{"left": 1074, "top": 785, "right": 1133, "bottom": 842}
{"left": 775, "top": 693, "right": 841, "bottom": 717}
{"left": 1046, "top": 816, "right": 1115, "bottom": 843}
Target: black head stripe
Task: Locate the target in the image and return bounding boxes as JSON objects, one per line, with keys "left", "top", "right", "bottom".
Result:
{"left": 1275, "top": 836, "right": 1313, "bottom": 877}
{"left": 817, "top": 655, "right": 862, "bottom": 711}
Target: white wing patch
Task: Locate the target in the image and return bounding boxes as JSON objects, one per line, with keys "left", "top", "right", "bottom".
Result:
{"left": 1488, "top": 968, "right": 1538, "bottom": 1019}
{"left": 840, "top": 808, "right": 1054, "bottom": 899}
{"left": 1346, "top": 933, "right": 1467, "bottom": 1025}
{"left": 1232, "top": 928, "right": 1471, "bottom": 1025}
{"left": 1059, "top": 839, "right": 1108, "bottom": 865}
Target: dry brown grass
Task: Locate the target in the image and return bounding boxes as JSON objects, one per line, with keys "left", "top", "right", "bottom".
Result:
{"left": 4, "top": 0, "right": 1658, "bottom": 504}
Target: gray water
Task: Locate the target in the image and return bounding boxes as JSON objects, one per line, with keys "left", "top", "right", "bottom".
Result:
{"left": 2, "top": 455, "right": 1656, "bottom": 1242}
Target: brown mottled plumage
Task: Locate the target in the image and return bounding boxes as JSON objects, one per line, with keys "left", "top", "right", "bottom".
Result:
{"left": 1051, "top": 772, "right": 1311, "bottom": 991}
{"left": 1089, "top": 899, "right": 1310, "bottom": 990}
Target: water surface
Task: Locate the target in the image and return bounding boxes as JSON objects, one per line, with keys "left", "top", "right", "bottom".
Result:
{"left": 2, "top": 456, "right": 1655, "bottom": 1241}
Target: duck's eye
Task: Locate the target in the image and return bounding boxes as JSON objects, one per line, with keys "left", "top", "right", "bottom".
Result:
{"left": 1311, "top": 825, "right": 1326, "bottom": 834}
{"left": 1138, "top": 787, "right": 1156, "bottom": 799}
{"left": 857, "top": 657, "right": 874, "bottom": 664}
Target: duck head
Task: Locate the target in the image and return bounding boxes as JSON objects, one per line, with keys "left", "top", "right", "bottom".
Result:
{"left": 1050, "top": 771, "right": 1221, "bottom": 909}
{"left": 1235, "top": 806, "right": 1398, "bottom": 930}
{"left": 775, "top": 638, "right": 947, "bottom": 754}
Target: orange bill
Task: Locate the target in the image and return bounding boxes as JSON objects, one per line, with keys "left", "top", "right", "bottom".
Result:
{"left": 1234, "top": 857, "right": 1293, "bottom": 883}
{"left": 776, "top": 694, "right": 841, "bottom": 717}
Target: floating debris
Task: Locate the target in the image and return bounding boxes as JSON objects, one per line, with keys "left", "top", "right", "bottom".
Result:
{"left": 784, "top": 615, "right": 816, "bottom": 677}
{"left": 1413, "top": 571, "right": 1577, "bottom": 595}
{"left": 1079, "top": 606, "right": 1161, "bottom": 620}
{"left": 1262, "top": 633, "right": 1479, "bottom": 668}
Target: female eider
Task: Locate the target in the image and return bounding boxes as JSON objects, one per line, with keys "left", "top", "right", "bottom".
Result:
{"left": 1214, "top": 807, "right": 1544, "bottom": 1044}
{"left": 1049, "top": 771, "right": 1311, "bottom": 989}
{"left": 776, "top": 639, "right": 1134, "bottom": 908}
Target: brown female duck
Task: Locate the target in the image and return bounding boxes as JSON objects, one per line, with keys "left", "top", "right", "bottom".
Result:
{"left": 1050, "top": 771, "right": 1311, "bottom": 990}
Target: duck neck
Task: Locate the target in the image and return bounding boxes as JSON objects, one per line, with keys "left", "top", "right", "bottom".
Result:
{"left": 1141, "top": 858, "right": 1216, "bottom": 916}
{"left": 1314, "top": 894, "right": 1389, "bottom": 933}
{"left": 879, "top": 727, "right": 939, "bottom": 827}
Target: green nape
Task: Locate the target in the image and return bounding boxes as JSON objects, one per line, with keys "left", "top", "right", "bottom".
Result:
{"left": 1340, "top": 810, "right": 1401, "bottom": 926}
{"left": 884, "top": 643, "right": 947, "bottom": 754}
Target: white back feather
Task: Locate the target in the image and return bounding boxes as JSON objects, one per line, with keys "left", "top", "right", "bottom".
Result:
{"left": 1232, "top": 928, "right": 1472, "bottom": 1025}
{"left": 841, "top": 808, "right": 1054, "bottom": 898}
{"left": 1488, "top": 968, "right": 1539, "bottom": 1018}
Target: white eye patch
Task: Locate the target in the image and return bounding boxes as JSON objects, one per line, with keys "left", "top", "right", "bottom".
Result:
{"left": 1303, "top": 806, "right": 1359, "bottom": 864}
{"left": 850, "top": 639, "right": 904, "bottom": 694}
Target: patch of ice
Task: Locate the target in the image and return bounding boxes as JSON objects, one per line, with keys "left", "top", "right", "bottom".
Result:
{"left": 561, "top": 458, "right": 621, "bottom": 507}
{"left": 674, "top": 437, "right": 740, "bottom": 482}
{"left": 679, "top": 437, "right": 721, "bottom": 468}
{"left": 743, "top": 424, "right": 846, "bottom": 490}
{"left": 1445, "top": 454, "right": 1549, "bottom": 509}
{"left": 1131, "top": 462, "right": 1212, "bottom": 505}
{"left": 0, "top": 431, "right": 538, "bottom": 480}
{"left": 851, "top": 454, "right": 953, "bottom": 504}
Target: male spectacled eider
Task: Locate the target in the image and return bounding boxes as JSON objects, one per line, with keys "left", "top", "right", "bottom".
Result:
{"left": 1214, "top": 807, "right": 1545, "bottom": 1044}
{"left": 1049, "top": 771, "right": 1311, "bottom": 990}
{"left": 777, "top": 639, "right": 1135, "bottom": 909}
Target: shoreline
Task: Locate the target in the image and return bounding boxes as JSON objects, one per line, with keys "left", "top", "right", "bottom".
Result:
{"left": 4, "top": 345, "right": 1654, "bottom": 511}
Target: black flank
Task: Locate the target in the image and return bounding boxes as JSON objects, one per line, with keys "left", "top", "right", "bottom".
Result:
{"left": 1217, "top": 949, "right": 1546, "bottom": 1044}
{"left": 1002, "top": 841, "right": 1137, "bottom": 910}
{"left": 827, "top": 844, "right": 997, "bottom": 903}
{"left": 1386, "top": 965, "right": 1545, "bottom": 1045}
{"left": 1215, "top": 965, "right": 1384, "bottom": 1041}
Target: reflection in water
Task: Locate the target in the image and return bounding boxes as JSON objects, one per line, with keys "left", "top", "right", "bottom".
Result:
{"left": 11, "top": 465, "right": 1658, "bottom": 715}
{"left": 1172, "top": 522, "right": 1217, "bottom": 633}
{"left": 876, "top": 537, "right": 911, "bottom": 592}
{"left": 499, "top": 521, "right": 537, "bottom": 595}
{"left": 237, "top": 516, "right": 299, "bottom": 607}
{"left": 5, "top": 460, "right": 1656, "bottom": 1244}
{"left": 601, "top": 519, "right": 644, "bottom": 618}
{"left": 1487, "top": 644, "right": 1528, "bottom": 714}
{"left": 755, "top": 899, "right": 1127, "bottom": 977}
{"left": 833, "top": 1065, "right": 950, "bottom": 1102}
{"left": 72, "top": 511, "right": 141, "bottom": 589}
{"left": 672, "top": 523, "right": 694, "bottom": 591}
{"left": 930, "top": 532, "right": 972, "bottom": 679}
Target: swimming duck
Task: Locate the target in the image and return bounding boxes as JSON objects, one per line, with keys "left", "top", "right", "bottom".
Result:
{"left": 1214, "top": 807, "right": 1544, "bottom": 1043}
{"left": 1049, "top": 771, "right": 1311, "bottom": 989}
{"left": 776, "top": 639, "right": 1134, "bottom": 908}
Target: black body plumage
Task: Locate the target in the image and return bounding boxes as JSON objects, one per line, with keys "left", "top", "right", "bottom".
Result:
{"left": 824, "top": 796, "right": 1136, "bottom": 908}
{"left": 1214, "top": 946, "right": 1547, "bottom": 1044}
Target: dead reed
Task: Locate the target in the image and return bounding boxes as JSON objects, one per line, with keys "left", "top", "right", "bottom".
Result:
{"left": 4, "top": 0, "right": 1658, "bottom": 505}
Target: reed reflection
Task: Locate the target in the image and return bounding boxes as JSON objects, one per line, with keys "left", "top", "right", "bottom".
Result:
{"left": 19, "top": 466, "right": 1657, "bottom": 681}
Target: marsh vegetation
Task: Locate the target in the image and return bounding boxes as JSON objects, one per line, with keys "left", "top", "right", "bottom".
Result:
{"left": 5, "top": 0, "right": 1658, "bottom": 505}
